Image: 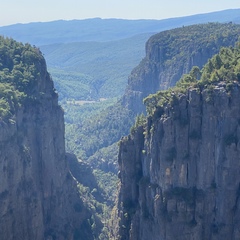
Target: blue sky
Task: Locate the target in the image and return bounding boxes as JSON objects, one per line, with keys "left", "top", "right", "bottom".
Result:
{"left": 1, "top": 0, "right": 240, "bottom": 26}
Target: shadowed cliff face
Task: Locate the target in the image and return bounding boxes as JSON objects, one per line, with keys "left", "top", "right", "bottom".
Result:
{"left": 117, "top": 81, "right": 240, "bottom": 240}
{"left": 121, "top": 23, "right": 240, "bottom": 114}
{"left": 0, "top": 39, "right": 93, "bottom": 240}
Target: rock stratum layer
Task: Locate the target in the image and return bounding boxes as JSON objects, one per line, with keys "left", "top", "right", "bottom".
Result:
{"left": 0, "top": 37, "right": 93, "bottom": 240}
{"left": 116, "top": 45, "right": 240, "bottom": 239}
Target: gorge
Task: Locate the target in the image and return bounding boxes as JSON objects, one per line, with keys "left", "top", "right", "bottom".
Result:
{"left": 0, "top": 37, "right": 93, "bottom": 240}
{"left": 1, "top": 17, "right": 240, "bottom": 240}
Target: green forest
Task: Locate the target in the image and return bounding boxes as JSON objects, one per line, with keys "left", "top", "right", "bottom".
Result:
{"left": 0, "top": 37, "right": 45, "bottom": 119}
{"left": 41, "top": 33, "right": 152, "bottom": 100}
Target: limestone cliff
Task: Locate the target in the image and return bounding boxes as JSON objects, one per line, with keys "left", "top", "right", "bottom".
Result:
{"left": 0, "top": 37, "right": 93, "bottom": 239}
{"left": 122, "top": 23, "right": 240, "bottom": 114}
{"left": 116, "top": 45, "right": 240, "bottom": 239}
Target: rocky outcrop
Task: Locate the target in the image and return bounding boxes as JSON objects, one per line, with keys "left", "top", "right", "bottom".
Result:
{"left": 121, "top": 23, "right": 240, "bottom": 114}
{"left": 0, "top": 41, "right": 93, "bottom": 240}
{"left": 116, "top": 81, "right": 240, "bottom": 239}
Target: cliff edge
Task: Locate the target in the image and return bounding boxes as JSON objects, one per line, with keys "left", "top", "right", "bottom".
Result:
{"left": 0, "top": 37, "right": 93, "bottom": 240}
{"left": 116, "top": 44, "right": 240, "bottom": 239}
{"left": 122, "top": 23, "right": 240, "bottom": 114}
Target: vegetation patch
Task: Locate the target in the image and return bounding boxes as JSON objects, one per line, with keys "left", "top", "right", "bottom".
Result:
{"left": 130, "top": 113, "right": 146, "bottom": 134}
{"left": 0, "top": 36, "right": 46, "bottom": 120}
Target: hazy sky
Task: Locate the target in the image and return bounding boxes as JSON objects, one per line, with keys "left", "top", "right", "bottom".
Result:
{"left": 1, "top": 0, "right": 240, "bottom": 26}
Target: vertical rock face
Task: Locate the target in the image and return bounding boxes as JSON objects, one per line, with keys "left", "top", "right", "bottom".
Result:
{"left": 117, "top": 83, "right": 240, "bottom": 240}
{"left": 116, "top": 44, "right": 240, "bottom": 240}
{"left": 121, "top": 23, "right": 240, "bottom": 114}
{"left": 0, "top": 38, "right": 93, "bottom": 240}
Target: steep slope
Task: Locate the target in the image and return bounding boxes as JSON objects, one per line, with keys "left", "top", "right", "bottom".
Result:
{"left": 115, "top": 44, "right": 240, "bottom": 239}
{"left": 0, "top": 37, "right": 93, "bottom": 240}
{"left": 122, "top": 22, "right": 240, "bottom": 114}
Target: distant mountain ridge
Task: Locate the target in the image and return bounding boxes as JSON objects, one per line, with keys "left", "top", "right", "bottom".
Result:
{"left": 0, "top": 9, "right": 240, "bottom": 101}
{"left": 0, "top": 9, "right": 240, "bottom": 45}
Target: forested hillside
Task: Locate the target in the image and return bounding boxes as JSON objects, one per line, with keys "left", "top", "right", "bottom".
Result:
{"left": 123, "top": 22, "right": 240, "bottom": 113}
{"left": 40, "top": 33, "right": 152, "bottom": 100}
{"left": 0, "top": 37, "right": 43, "bottom": 119}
